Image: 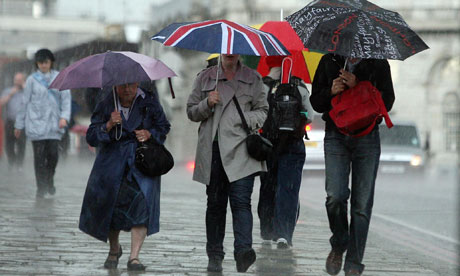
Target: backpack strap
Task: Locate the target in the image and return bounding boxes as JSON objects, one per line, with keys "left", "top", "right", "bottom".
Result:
{"left": 281, "top": 57, "right": 293, "bottom": 84}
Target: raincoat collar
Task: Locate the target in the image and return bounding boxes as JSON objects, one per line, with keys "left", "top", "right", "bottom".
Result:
{"left": 210, "top": 60, "right": 253, "bottom": 84}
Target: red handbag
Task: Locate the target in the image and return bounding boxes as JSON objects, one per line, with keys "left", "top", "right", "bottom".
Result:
{"left": 329, "top": 81, "right": 393, "bottom": 137}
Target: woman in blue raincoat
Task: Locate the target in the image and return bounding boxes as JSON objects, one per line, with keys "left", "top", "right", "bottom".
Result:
{"left": 79, "top": 82, "right": 170, "bottom": 271}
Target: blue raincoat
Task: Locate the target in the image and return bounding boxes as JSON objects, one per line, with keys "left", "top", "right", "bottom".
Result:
{"left": 79, "top": 89, "right": 170, "bottom": 242}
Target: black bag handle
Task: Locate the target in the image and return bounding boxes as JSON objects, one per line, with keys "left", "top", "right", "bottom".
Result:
{"left": 232, "top": 96, "right": 251, "bottom": 135}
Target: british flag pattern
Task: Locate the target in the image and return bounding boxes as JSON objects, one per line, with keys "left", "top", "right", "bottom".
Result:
{"left": 151, "top": 19, "right": 290, "bottom": 56}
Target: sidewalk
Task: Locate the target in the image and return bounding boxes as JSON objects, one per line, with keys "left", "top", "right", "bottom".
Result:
{"left": 0, "top": 155, "right": 444, "bottom": 275}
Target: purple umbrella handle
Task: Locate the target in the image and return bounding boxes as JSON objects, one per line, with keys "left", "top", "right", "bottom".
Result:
{"left": 168, "top": 78, "right": 175, "bottom": 99}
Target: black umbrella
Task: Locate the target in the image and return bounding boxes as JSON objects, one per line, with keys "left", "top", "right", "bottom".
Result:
{"left": 285, "top": 0, "right": 429, "bottom": 60}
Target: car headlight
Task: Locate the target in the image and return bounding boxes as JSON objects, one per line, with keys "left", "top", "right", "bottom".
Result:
{"left": 410, "top": 155, "right": 422, "bottom": 166}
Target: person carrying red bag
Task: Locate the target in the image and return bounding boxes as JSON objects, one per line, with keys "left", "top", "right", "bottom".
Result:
{"left": 310, "top": 53, "right": 395, "bottom": 276}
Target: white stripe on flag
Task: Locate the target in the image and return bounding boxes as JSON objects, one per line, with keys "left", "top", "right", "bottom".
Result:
{"left": 221, "top": 23, "right": 229, "bottom": 54}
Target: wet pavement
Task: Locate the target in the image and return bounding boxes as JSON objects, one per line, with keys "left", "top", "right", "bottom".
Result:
{"left": 0, "top": 155, "right": 453, "bottom": 275}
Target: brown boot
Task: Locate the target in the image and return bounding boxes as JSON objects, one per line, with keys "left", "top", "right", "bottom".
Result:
{"left": 345, "top": 269, "right": 362, "bottom": 276}
{"left": 325, "top": 249, "right": 344, "bottom": 275}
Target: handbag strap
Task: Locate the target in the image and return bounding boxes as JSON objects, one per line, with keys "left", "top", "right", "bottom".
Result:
{"left": 232, "top": 96, "right": 251, "bottom": 135}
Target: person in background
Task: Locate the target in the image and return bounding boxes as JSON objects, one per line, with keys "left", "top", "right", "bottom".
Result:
{"left": 257, "top": 56, "right": 312, "bottom": 249}
{"left": 0, "top": 72, "right": 26, "bottom": 171}
{"left": 311, "top": 53, "right": 395, "bottom": 276}
{"left": 14, "top": 48, "right": 71, "bottom": 198}
{"left": 187, "top": 54, "right": 268, "bottom": 273}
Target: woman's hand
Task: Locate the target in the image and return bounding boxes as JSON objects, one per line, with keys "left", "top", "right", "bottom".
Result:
{"left": 59, "top": 118, "right": 67, "bottom": 129}
{"left": 331, "top": 77, "right": 347, "bottom": 95}
{"left": 14, "top": 129, "right": 21, "bottom": 139}
{"left": 339, "top": 69, "right": 358, "bottom": 89}
{"left": 135, "top": 129, "right": 151, "bottom": 142}
{"left": 106, "top": 111, "right": 122, "bottom": 131}
{"left": 207, "top": 90, "right": 220, "bottom": 107}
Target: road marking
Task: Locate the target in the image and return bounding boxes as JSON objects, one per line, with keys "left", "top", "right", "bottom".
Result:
{"left": 371, "top": 218, "right": 459, "bottom": 266}
{"left": 373, "top": 213, "right": 459, "bottom": 245}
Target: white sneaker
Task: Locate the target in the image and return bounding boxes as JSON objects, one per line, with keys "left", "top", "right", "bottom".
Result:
{"left": 276, "top": 238, "right": 289, "bottom": 249}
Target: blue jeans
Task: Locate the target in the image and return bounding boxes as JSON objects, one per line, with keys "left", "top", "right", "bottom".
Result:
{"left": 258, "top": 138, "right": 305, "bottom": 245}
{"left": 206, "top": 142, "right": 255, "bottom": 259}
{"left": 324, "top": 127, "right": 380, "bottom": 273}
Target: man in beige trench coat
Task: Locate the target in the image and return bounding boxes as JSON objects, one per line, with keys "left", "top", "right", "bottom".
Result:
{"left": 187, "top": 54, "right": 268, "bottom": 273}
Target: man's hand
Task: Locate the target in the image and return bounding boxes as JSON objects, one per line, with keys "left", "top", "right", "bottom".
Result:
{"left": 207, "top": 90, "right": 220, "bottom": 107}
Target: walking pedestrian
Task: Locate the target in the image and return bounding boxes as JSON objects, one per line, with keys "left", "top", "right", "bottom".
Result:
{"left": 0, "top": 72, "right": 26, "bottom": 170}
{"left": 187, "top": 54, "right": 268, "bottom": 273}
{"left": 14, "top": 49, "right": 71, "bottom": 198}
{"left": 79, "top": 82, "right": 170, "bottom": 271}
{"left": 257, "top": 58, "right": 312, "bottom": 249}
{"left": 310, "top": 53, "right": 395, "bottom": 276}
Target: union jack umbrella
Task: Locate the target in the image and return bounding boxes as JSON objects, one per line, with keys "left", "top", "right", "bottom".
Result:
{"left": 151, "top": 19, "right": 290, "bottom": 56}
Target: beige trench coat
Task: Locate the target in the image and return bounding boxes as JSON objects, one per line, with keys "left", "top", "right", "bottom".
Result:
{"left": 187, "top": 62, "right": 268, "bottom": 185}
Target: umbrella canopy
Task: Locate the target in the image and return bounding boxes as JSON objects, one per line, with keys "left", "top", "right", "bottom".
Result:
{"left": 50, "top": 51, "right": 176, "bottom": 90}
{"left": 151, "top": 19, "right": 290, "bottom": 56}
{"left": 256, "top": 21, "right": 322, "bottom": 83}
{"left": 285, "top": 0, "right": 429, "bottom": 60}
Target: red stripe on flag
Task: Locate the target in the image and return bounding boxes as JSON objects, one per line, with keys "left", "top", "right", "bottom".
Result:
{"left": 227, "top": 26, "right": 232, "bottom": 54}
{"left": 225, "top": 21, "right": 267, "bottom": 55}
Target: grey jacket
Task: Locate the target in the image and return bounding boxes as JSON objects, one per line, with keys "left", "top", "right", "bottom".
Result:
{"left": 187, "top": 63, "right": 268, "bottom": 185}
{"left": 15, "top": 70, "right": 71, "bottom": 141}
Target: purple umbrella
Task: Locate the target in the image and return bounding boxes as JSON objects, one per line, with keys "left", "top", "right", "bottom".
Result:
{"left": 50, "top": 51, "right": 176, "bottom": 90}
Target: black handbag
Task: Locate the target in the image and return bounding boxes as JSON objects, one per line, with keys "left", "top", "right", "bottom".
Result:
{"left": 135, "top": 138, "right": 174, "bottom": 177}
{"left": 232, "top": 96, "right": 273, "bottom": 161}
{"left": 134, "top": 105, "right": 174, "bottom": 177}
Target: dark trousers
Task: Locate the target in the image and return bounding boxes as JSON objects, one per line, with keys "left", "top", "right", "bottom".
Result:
{"left": 32, "top": 140, "right": 59, "bottom": 193}
{"left": 258, "top": 138, "right": 305, "bottom": 245}
{"left": 4, "top": 120, "right": 26, "bottom": 167}
{"left": 206, "top": 141, "right": 255, "bottom": 259}
{"left": 324, "top": 127, "right": 380, "bottom": 274}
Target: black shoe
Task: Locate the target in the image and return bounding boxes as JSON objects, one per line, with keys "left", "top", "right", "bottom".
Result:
{"left": 48, "top": 185, "right": 56, "bottom": 195}
{"left": 326, "top": 249, "right": 344, "bottom": 275}
{"left": 104, "top": 245, "right": 122, "bottom": 269}
{"left": 207, "top": 256, "right": 223, "bottom": 272}
{"left": 127, "top": 258, "right": 146, "bottom": 271}
{"left": 235, "top": 249, "right": 256, "bottom": 273}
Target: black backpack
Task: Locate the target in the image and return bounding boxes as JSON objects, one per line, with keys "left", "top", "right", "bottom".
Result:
{"left": 263, "top": 81, "right": 306, "bottom": 142}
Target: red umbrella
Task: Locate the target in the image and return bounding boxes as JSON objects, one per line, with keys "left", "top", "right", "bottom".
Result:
{"left": 256, "top": 21, "right": 313, "bottom": 83}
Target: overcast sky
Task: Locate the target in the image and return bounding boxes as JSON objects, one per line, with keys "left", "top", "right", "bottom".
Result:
{"left": 55, "top": 0, "right": 169, "bottom": 24}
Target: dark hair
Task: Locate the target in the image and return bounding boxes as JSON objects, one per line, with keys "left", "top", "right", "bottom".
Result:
{"left": 35, "top": 48, "right": 55, "bottom": 63}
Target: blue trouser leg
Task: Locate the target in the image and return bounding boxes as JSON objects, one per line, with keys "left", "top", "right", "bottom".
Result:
{"left": 206, "top": 142, "right": 229, "bottom": 259}
{"left": 257, "top": 160, "right": 277, "bottom": 240}
{"left": 229, "top": 174, "right": 255, "bottom": 256}
{"left": 273, "top": 139, "right": 305, "bottom": 245}
{"left": 344, "top": 129, "right": 380, "bottom": 273}
{"left": 324, "top": 128, "right": 380, "bottom": 274}
{"left": 206, "top": 141, "right": 256, "bottom": 258}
